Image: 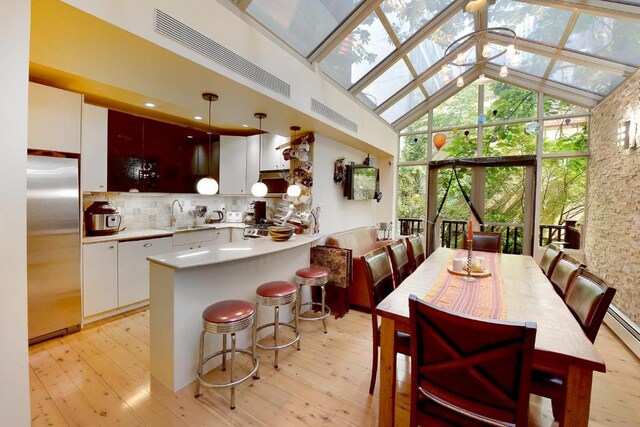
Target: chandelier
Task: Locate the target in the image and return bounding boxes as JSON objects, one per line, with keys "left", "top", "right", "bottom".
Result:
{"left": 441, "top": 27, "right": 521, "bottom": 88}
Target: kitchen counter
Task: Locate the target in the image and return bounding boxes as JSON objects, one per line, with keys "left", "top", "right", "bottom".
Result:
{"left": 147, "top": 234, "right": 323, "bottom": 269}
{"left": 148, "top": 233, "right": 324, "bottom": 392}
{"left": 82, "top": 223, "right": 246, "bottom": 244}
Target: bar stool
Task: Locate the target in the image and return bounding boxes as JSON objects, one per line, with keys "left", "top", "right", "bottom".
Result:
{"left": 195, "top": 299, "right": 259, "bottom": 410}
{"left": 294, "top": 266, "right": 331, "bottom": 333}
{"left": 255, "top": 281, "right": 301, "bottom": 370}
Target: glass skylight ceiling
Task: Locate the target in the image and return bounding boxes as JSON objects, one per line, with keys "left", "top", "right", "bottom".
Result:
{"left": 232, "top": 0, "right": 640, "bottom": 130}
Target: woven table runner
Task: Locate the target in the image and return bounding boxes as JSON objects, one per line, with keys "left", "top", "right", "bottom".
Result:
{"left": 423, "top": 250, "right": 507, "bottom": 320}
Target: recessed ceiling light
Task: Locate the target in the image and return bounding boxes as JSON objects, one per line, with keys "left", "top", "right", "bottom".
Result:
{"left": 194, "top": 116, "right": 203, "bottom": 120}
{"left": 144, "top": 102, "right": 155, "bottom": 108}
{"left": 242, "top": 124, "right": 249, "bottom": 128}
{"left": 187, "top": 135, "right": 194, "bottom": 139}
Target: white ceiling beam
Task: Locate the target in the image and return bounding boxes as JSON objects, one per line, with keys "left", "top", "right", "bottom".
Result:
{"left": 484, "top": 64, "right": 602, "bottom": 108}
{"left": 232, "top": 0, "right": 254, "bottom": 11}
{"left": 542, "top": 11, "right": 580, "bottom": 79}
{"left": 486, "top": 33, "right": 637, "bottom": 76}
{"left": 374, "top": 37, "right": 477, "bottom": 114}
{"left": 348, "top": 0, "right": 468, "bottom": 94}
{"left": 392, "top": 66, "right": 482, "bottom": 131}
{"left": 308, "top": 0, "right": 383, "bottom": 63}
{"left": 520, "top": 0, "right": 640, "bottom": 22}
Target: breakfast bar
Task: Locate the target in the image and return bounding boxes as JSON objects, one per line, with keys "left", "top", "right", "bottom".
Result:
{"left": 147, "top": 234, "right": 323, "bottom": 392}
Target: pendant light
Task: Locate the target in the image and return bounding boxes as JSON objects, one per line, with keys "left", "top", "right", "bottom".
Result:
{"left": 197, "top": 92, "right": 219, "bottom": 195}
{"left": 287, "top": 125, "right": 301, "bottom": 197}
{"left": 250, "top": 112, "right": 268, "bottom": 197}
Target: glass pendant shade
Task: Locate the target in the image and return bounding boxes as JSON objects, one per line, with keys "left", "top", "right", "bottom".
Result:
{"left": 197, "top": 177, "right": 219, "bottom": 195}
{"left": 251, "top": 181, "right": 268, "bottom": 197}
{"left": 287, "top": 184, "right": 301, "bottom": 197}
{"left": 482, "top": 44, "right": 492, "bottom": 58}
{"left": 500, "top": 65, "right": 509, "bottom": 77}
{"left": 511, "top": 51, "right": 522, "bottom": 66}
{"left": 456, "top": 76, "right": 464, "bottom": 87}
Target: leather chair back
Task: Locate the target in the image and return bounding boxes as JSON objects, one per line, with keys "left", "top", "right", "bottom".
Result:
{"left": 463, "top": 231, "right": 502, "bottom": 253}
{"left": 387, "top": 239, "right": 412, "bottom": 287}
{"left": 565, "top": 268, "right": 616, "bottom": 343}
{"left": 362, "top": 248, "right": 395, "bottom": 310}
{"left": 539, "top": 244, "right": 562, "bottom": 277}
{"left": 549, "top": 253, "right": 583, "bottom": 298}
{"left": 405, "top": 235, "right": 425, "bottom": 272}
{"left": 408, "top": 295, "right": 536, "bottom": 427}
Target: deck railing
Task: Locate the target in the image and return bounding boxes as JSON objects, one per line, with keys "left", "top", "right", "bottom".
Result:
{"left": 398, "top": 218, "right": 581, "bottom": 255}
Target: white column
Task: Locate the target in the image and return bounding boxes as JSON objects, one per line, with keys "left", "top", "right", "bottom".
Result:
{"left": 0, "top": 0, "right": 31, "bottom": 425}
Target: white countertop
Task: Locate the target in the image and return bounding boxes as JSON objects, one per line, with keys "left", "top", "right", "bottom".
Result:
{"left": 83, "top": 223, "right": 247, "bottom": 244}
{"left": 147, "top": 234, "right": 324, "bottom": 270}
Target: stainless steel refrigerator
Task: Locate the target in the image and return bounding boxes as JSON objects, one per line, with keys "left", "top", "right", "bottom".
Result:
{"left": 27, "top": 154, "right": 81, "bottom": 344}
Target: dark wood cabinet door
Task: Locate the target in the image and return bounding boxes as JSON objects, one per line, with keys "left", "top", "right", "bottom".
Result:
{"left": 107, "top": 110, "right": 219, "bottom": 193}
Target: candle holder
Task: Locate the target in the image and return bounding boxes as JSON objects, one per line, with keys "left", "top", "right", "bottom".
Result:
{"left": 463, "top": 239, "right": 477, "bottom": 283}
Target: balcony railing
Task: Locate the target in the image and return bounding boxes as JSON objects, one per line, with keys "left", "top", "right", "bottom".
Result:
{"left": 398, "top": 218, "right": 581, "bottom": 255}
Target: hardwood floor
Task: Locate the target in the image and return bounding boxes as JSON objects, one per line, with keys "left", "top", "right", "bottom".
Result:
{"left": 29, "top": 308, "right": 639, "bottom": 426}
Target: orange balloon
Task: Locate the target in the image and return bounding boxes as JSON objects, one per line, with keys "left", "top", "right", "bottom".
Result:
{"left": 433, "top": 133, "right": 447, "bottom": 150}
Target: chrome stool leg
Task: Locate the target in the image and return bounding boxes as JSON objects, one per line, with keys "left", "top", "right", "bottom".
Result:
{"left": 229, "top": 332, "right": 236, "bottom": 409}
{"left": 321, "top": 284, "right": 327, "bottom": 334}
{"left": 295, "top": 289, "right": 301, "bottom": 350}
{"left": 222, "top": 334, "right": 227, "bottom": 371}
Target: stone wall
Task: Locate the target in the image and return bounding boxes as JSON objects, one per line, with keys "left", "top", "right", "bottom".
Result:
{"left": 586, "top": 69, "right": 640, "bottom": 325}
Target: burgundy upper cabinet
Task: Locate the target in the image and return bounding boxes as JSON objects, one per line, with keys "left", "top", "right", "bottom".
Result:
{"left": 107, "top": 110, "right": 219, "bottom": 193}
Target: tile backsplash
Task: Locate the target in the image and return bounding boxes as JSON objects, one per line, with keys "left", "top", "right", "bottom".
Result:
{"left": 82, "top": 192, "right": 267, "bottom": 231}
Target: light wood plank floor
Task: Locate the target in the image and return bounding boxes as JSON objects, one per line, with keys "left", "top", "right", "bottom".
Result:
{"left": 29, "top": 308, "right": 639, "bottom": 426}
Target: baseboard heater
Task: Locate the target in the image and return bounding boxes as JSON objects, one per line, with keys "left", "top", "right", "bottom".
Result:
{"left": 605, "top": 304, "right": 640, "bottom": 357}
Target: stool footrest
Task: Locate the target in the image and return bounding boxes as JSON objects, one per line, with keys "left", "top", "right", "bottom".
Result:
{"left": 197, "top": 348, "right": 259, "bottom": 389}
{"left": 298, "top": 302, "right": 331, "bottom": 321}
{"left": 256, "top": 323, "right": 300, "bottom": 351}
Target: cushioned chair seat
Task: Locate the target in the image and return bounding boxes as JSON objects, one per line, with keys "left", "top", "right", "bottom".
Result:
{"left": 295, "top": 266, "right": 329, "bottom": 280}
{"left": 256, "top": 281, "right": 297, "bottom": 298}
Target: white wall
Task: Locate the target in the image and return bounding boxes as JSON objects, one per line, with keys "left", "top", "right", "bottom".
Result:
{"left": 0, "top": 0, "right": 31, "bottom": 425}
{"left": 313, "top": 134, "right": 391, "bottom": 234}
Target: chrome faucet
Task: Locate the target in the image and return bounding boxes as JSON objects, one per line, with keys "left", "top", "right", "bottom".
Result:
{"left": 170, "top": 199, "right": 184, "bottom": 226}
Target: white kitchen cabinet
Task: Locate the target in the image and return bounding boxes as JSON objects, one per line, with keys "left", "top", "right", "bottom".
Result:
{"left": 219, "top": 135, "right": 260, "bottom": 195}
{"left": 260, "top": 133, "right": 289, "bottom": 171}
{"left": 118, "top": 237, "right": 172, "bottom": 307}
{"left": 172, "top": 229, "right": 217, "bottom": 251}
{"left": 28, "top": 82, "right": 82, "bottom": 153}
{"left": 82, "top": 242, "right": 118, "bottom": 317}
{"left": 213, "top": 228, "right": 231, "bottom": 245}
{"left": 230, "top": 228, "right": 245, "bottom": 242}
{"left": 81, "top": 104, "right": 108, "bottom": 192}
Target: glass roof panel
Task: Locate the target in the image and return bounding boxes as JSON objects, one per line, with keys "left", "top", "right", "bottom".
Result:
{"left": 488, "top": 0, "right": 572, "bottom": 46}
{"left": 246, "top": 0, "right": 364, "bottom": 57}
{"left": 380, "top": 0, "right": 454, "bottom": 43}
{"left": 565, "top": 13, "right": 640, "bottom": 66}
{"left": 407, "top": 11, "right": 474, "bottom": 75}
{"left": 487, "top": 44, "right": 551, "bottom": 77}
{"left": 357, "top": 59, "right": 414, "bottom": 108}
{"left": 320, "top": 11, "right": 396, "bottom": 89}
{"left": 543, "top": 95, "right": 589, "bottom": 117}
{"left": 433, "top": 83, "right": 479, "bottom": 128}
{"left": 381, "top": 87, "right": 426, "bottom": 124}
{"left": 549, "top": 60, "right": 625, "bottom": 95}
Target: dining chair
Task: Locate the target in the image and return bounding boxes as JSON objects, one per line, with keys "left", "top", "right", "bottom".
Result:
{"left": 462, "top": 231, "right": 502, "bottom": 253}
{"left": 538, "top": 243, "right": 562, "bottom": 278}
{"left": 532, "top": 267, "right": 616, "bottom": 421}
{"left": 387, "top": 239, "right": 413, "bottom": 288}
{"left": 549, "top": 253, "right": 583, "bottom": 298}
{"left": 408, "top": 295, "right": 536, "bottom": 427}
{"left": 405, "top": 235, "right": 425, "bottom": 272}
{"left": 362, "top": 247, "right": 411, "bottom": 395}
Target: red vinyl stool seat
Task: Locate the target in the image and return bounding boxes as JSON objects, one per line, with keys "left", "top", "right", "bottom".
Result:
{"left": 195, "top": 299, "right": 259, "bottom": 410}
{"left": 294, "top": 266, "right": 331, "bottom": 333}
{"left": 255, "top": 281, "right": 300, "bottom": 370}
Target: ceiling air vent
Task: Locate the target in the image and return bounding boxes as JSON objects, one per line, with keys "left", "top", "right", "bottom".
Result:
{"left": 311, "top": 98, "right": 358, "bottom": 133}
{"left": 154, "top": 9, "right": 291, "bottom": 99}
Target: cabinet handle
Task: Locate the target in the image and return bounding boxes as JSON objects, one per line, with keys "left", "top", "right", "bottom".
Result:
{"left": 143, "top": 243, "right": 153, "bottom": 247}
{"left": 108, "top": 245, "right": 115, "bottom": 249}
{"left": 189, "top": 246, "right": 195, "bottom": 250}
{"left": 99, "top": 185, "right": 104, "bottom": 188}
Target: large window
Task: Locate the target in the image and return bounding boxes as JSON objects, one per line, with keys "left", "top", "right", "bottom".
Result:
{"left": 396, "top": 80, "right": 589, "bottom": 250}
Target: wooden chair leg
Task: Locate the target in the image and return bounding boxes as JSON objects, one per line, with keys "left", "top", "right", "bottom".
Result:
{"left": 369, "top": 341, "right": 378, "bottom": 395}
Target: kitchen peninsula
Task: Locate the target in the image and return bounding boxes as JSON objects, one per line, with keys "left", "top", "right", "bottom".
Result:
{"left": 147, "top": 233, "right": 323, "bottom": 392}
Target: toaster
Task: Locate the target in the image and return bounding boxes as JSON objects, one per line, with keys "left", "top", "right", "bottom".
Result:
{"left": 225, "top": 211, "right": 244, "bottom": 223}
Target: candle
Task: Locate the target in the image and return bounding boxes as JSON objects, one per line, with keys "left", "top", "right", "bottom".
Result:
{"left": 468, "top": 219, "right": 473, "bottom": 240}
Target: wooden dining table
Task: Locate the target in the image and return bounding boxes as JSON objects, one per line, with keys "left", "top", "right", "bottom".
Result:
{"left": 376, "top": 247, "right": 606, "bottom": 427}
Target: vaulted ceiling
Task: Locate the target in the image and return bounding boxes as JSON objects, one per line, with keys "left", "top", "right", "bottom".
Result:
{"left": 230, "top": 0, "right": 640, "bottom": 131}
